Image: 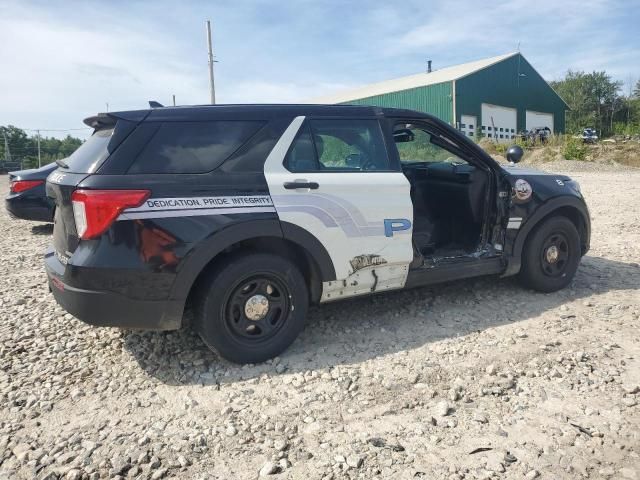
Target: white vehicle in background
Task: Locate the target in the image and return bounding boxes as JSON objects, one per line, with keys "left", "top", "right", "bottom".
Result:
{"left": 581, "top": 128, "right": 598, "bottom": 144}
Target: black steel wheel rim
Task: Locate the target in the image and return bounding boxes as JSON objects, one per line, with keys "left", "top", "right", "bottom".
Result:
{"left": 223, "top": 273, "right": 291, "bottom": 343}
{"left": 540, "top": 231, "right": 570, "bottom": 277}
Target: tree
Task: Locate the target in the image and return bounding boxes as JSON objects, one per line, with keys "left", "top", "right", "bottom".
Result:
{"left": 587, "top": 71, "right": 622, "bottom": 135}
{"left": 0, "top": 126, "right": 84, "bottom": 168}
{"left": 634, "top": 79, "right": 640, "bottom": 99}
{"left": 551, "top": 70, "right": 622, "bottom": 136}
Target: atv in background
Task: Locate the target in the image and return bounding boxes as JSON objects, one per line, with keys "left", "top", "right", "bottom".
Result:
{"left": 519, "top": 126, "right": 551, "bottom": 144}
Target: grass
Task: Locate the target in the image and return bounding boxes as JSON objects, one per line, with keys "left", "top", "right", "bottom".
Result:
{"left": 478, "top": 134, "right": 640, "bottom": 167}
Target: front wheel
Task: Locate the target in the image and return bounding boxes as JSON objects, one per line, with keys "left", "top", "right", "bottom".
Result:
{"left": 519, "top": 216, "right": 582, "bottom": 292}
{"left": 194, "top": 252, "right": 309, "bottom": 364}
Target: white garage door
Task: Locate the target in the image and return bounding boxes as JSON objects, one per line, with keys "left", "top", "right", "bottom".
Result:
{"left": 481, "top": 104, "right": 517, "bottom": 144}
{"left": 526, "top": 110, "right": 554, "bottom": 132}
{"left": 460, "top": 114, "right": 477, "bottom": 139}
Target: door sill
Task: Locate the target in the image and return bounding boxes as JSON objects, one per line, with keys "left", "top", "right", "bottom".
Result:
{"left": 405, "top": 255, "right": 504, "bottom": 288}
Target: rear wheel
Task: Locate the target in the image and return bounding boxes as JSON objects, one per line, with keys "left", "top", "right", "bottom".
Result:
{"left": 519, "top": 216, "right": 581, "bottom": 292}
{"left": 194, "top": 253, "right": 308, "bottom": 364}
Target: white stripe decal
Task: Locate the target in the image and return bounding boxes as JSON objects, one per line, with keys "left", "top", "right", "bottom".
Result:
{"left": 507, "top": 217, "right": 523, "bottom": 229}
{"left": 125, "top": 195, "right": 273, "bottom": 212}
{"left": 117, "top": 195, "right": 275, "bottom": 220}
{"left": 118, "top": 206, "right": 276, "bottom": 220}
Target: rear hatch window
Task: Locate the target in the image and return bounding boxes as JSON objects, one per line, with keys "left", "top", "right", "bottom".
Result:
{"left": 64, "top": 128, "right": 114, "bottom": 173}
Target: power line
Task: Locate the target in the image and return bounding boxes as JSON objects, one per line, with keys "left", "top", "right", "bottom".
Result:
{"left": 21, "top": 127, "right": 91, "bottom": 132}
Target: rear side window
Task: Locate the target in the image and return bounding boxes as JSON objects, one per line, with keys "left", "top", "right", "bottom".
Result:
{"left": 65, "top": 128, "right": 113, "bottom": 173}
{"left": 128, "top": 121, "right": 263, "bottom": 174}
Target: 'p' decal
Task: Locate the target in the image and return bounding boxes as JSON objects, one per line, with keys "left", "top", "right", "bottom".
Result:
{"left": 384, "top": 218, "right": 412, "bottom": 237}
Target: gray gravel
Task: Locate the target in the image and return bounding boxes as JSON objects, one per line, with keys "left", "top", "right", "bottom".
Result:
{"left": 1, "top": 169, "right": 639, "bottom": 479}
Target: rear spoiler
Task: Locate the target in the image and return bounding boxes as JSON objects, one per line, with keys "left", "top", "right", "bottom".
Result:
{"left": 83, "top": 110, "right": 151, "bottom": 129}
{"left": 83, "top": 113, "right": 116, "bottom": 129}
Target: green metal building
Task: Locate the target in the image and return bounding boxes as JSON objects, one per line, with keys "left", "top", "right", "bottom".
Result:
{"left": 313, "top": 52, "right": 569, "bottom": 142}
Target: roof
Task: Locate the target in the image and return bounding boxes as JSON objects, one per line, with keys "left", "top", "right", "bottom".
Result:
{"left": 94, "top": 104, "right": 434, "bottom": 124}
{"left": 310, "top": 52, "right": 519, "bottom": 104}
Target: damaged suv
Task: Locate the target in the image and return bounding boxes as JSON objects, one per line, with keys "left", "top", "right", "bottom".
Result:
{"left": 45, "top": 105, "right": 590, "bottom": 363}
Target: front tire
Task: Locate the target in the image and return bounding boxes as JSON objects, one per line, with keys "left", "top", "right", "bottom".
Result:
{"left": 519, "top": 216, "right": 581, "bottom": 292}
{"left": 194, "top": 252, "right": 309, "bottom": 364}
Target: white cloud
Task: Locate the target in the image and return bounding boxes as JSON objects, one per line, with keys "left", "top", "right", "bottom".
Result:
{"left": 0, "top": 0, "right": 637, "bottom": 139}
{"left": 0, "top": 1, "right": 207, "bottom": 134}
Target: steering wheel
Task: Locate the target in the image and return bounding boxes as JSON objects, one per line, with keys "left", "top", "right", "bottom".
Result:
{"left": 358, "top": 152, "right": 377, "bottom": 171}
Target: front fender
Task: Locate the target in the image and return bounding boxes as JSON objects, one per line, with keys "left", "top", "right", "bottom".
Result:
{"left": 503, "top": 195, "right": 590, "bottom": 276}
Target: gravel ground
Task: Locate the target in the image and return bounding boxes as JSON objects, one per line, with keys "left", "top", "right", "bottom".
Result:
{"left": 1, "top": 168, "right": 639, "bottom": 480}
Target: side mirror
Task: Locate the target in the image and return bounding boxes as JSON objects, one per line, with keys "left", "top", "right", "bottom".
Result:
{"left": 393, "top": 129, "right": 415, "bottom": 143}
{"left": 506, "top": 145, "right": 524, "bottom": 164}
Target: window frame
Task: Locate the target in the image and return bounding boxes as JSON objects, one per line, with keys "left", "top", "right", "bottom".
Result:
{"left": 384, "top": 117, "right": 495, "bottom": 172}
{"left": 283, "top": 116, "right": 397, "bottom": 174}
{"left": 388, "top": 120, "right": 470, "bottom": 166}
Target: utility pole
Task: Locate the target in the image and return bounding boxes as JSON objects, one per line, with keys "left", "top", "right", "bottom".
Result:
{"left": 36, "top": 130, "right": 42, "bottom": 168}
{"left": 628, "top": 75, "right": 633, "bottom": 128}
{"left": 206, "top": 20, "right": 216, "bottom": 104}
{"left": 2, "top": 131, "right": 11, "bottom": 162}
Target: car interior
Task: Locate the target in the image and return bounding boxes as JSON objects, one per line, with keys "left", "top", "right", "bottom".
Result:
{"left": 394, "top": 123, "right": 490, "bottom": 260}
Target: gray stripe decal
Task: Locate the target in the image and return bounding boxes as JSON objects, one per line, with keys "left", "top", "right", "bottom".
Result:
{"left": 272, "top": 193, "right": 395, "bottom": 238}
{"left": 277, "top": 205, "right": 338, "bottom": 227}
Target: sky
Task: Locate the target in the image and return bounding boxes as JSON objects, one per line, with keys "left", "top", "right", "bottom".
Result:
{"left": 1, "top": 0, "right": 639, "bottom": 139}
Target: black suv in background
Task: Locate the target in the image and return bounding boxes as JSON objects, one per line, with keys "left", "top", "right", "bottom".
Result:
{"left": 46, "top": 105, "right": 590, "bottom": 364}
{"left": 6, "top": 162, "right": 57, "bottom": 222}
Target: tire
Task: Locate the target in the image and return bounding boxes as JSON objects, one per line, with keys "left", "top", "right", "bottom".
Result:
{"left": 194, "top": 252, "right": 309, "bottom": 364}
{"left": 519, "top": 216, "right": 581, "bottom": 293}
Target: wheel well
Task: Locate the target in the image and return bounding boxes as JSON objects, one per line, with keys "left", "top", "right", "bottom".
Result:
{"left": 184, "top": 237, "right": 323, "bottom": 320}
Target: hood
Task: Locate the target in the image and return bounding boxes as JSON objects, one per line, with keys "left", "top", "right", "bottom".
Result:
{"left": 500, "top": 164, "right": 571, "bottom": 180}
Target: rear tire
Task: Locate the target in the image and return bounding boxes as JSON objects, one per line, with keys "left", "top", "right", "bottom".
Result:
{"left": 194, "top": 252, "right": 309, "bottom": 364}
{"left": 519, "top": 216, "right": 581, "bottom": 293}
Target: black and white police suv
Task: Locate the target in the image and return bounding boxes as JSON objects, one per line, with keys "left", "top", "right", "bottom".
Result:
{"left": 45, "top": 104, "right": 590, "bottom": 363}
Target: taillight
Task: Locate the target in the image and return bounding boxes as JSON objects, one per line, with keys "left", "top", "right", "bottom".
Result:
{"left": 71, "top": 189, "right": 150, "bottom": 240}
{"left": 10, "top": 180, "right": 44, "bottom": 193}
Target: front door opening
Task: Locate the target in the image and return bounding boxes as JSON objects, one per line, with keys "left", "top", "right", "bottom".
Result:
{"left": 393, "top": 123, "right": 490, "bottom": 261}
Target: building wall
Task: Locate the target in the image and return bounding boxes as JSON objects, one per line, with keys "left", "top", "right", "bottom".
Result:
{"left": 342, "top": 82, "right": 453, "bottom": 125}
{"left": 455, "top": 53, "right": 567, "bottom": 133}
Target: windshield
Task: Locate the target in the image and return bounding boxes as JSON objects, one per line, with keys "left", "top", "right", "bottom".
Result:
{"left": 63, "top": 128, "right": 114, "bottom": 173}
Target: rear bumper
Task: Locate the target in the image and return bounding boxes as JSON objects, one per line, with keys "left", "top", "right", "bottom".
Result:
{"left": 5, "top": 196, "right": 54, "bottom": 222}
{"left": 45, "top": 249, "right": 183, "bottom": 330}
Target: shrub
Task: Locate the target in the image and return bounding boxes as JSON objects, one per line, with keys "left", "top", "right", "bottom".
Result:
{"left": 494, "top": 143, "right": 508, "bottom": 155}
{"left": 562, "top": 135, "right": 588, "bottom": 160}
